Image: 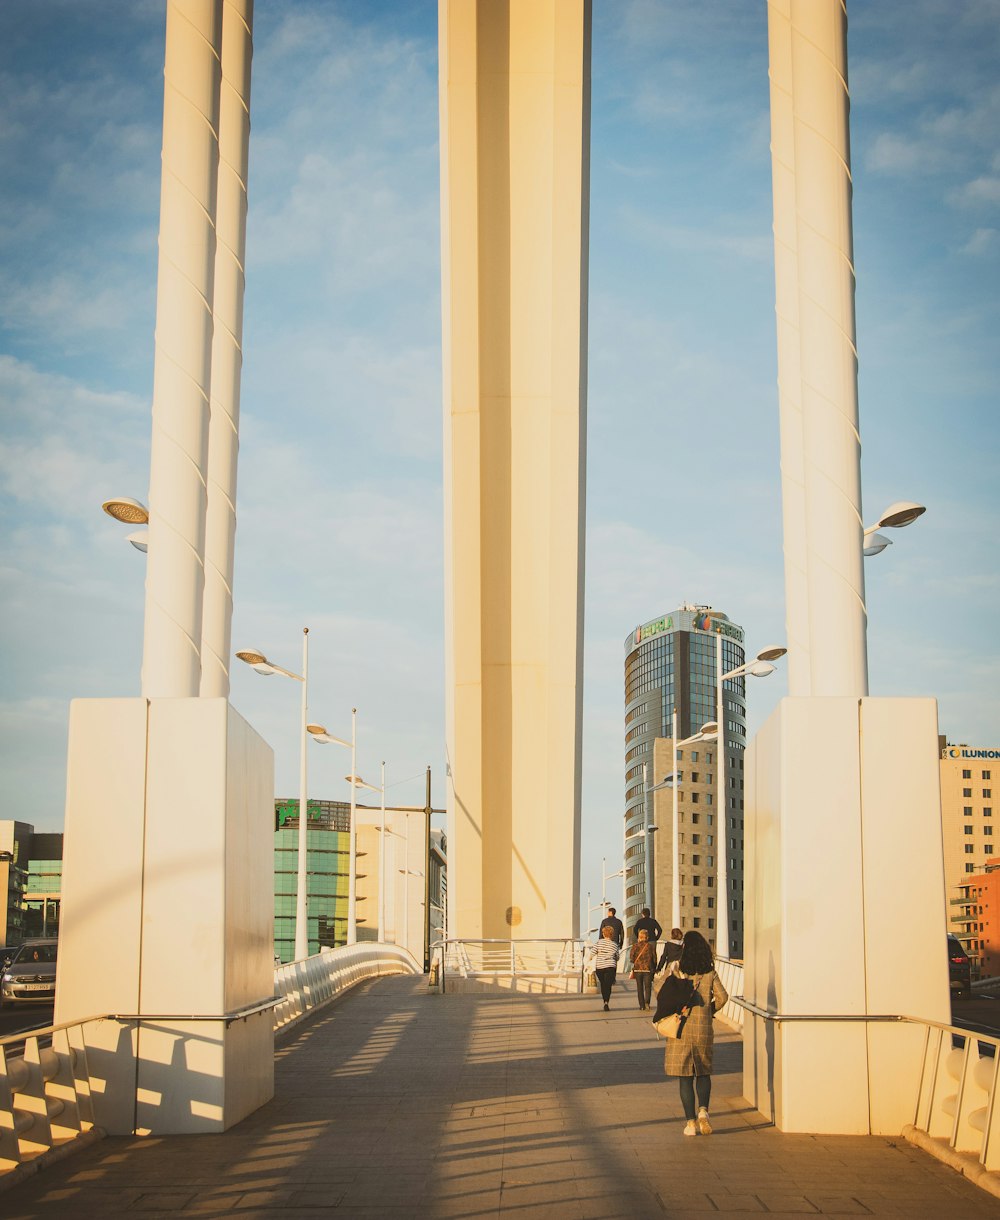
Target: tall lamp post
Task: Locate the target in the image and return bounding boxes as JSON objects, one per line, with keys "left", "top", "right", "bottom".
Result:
{"left": 235, "top": 630, "right": 312, "bottom": 961}
{"left": 648, "top": 716, "right": 718, "bottom": 930}
{"left": 714, "top": 640, "right": 786, "bottom": 959}
{"left": 344, "top": 765, "right": 384, "bottom": 938}
{"left": 307, "top": 712, "right": 358, "bottom": 944}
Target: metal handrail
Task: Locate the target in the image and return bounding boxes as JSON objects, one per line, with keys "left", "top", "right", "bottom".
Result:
{"left": 0, "top": 997, "right": 280, "bottom": 1049}
{"left": 733, "top": 996, "right": 1000, "bottom": 1048}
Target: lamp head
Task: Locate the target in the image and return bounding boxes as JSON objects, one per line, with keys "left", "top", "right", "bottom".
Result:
{"left": 754, "top": 644, "right": 787, "bottom": 663}
{"left": 236, "top": 649, "right": 269, "bottom": 667}
{"left": 863, "top": 533, "right": 892, "bottom": 557}
{"left": 126, "top": 529, "right": 149, "bottom": 553}
{"left": 877, "top": 500, "right": 926, "bottom": 530}
{"left": 102, "top": 496, "right": 149, "bottom": 525}
{"left": 697, "top": 720, "right": 718, "bottom": 738}
{"left": 746, "top": 660, "right": 776, "bottom": 678}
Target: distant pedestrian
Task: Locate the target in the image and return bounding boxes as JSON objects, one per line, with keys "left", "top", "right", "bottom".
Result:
{"left": 657, "top": 926, "right": 684, "bottom": 973}
{"left": 632, "top": 907, "right": 662, "bottom": 951}
{"left": 652, "top": 930, "right": 728, "bottom": 1136}
{"left": 629, "top": 928, "right": 656, "bottom": 1010}
{"left": 599, "top": 907, "right": 625, "bottom": 949}
{"left": 590, "top": 925, "right": 621, "bottom": 1011}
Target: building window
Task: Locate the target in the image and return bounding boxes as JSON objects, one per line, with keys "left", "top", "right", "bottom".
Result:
{"left": 963, "top": 770, "right": 972, "bottom": 778}
{"left": 986, "top": 789, "right": 993, "bottom": 798}
{"left": 967, "top": 863, "right": 976, "bottom": 873}
{"left": 693, "top": 896, "right": 700, "bottom": 907}
{"left": 691, "top": 772, "right": 700, "bottom": 783}
{"left": 965, "top": 845, "right": 975, "bottom": 854}
{"left": 964, "top": 788, "right": 973, "bottom": 797}
{"left": 692, "top": 855, "right": 700, "bottom": 865}
{"left": 692, "top": 793, "right": 700, "bottom": 804}
{"left": 692, "top": 834, "right": 701, "bottom": 845}
{"left": 986, "top": 827, "right": 993, "bottom": 837}
{"left": 987, "top": 846, "right": 995, "bottom": 855}
{"left": 965, "top": 807, "right": 974, "bottom": 816}
{"left": 693, "top": 918, "right": 701, "bottom": 928}
{"left": 692, "top": 813, "right": 700, "bottom": 824}
{"left": 690, "top": 751, "right": 698, "bottom": 762}
{"left": 986, "top": 809, "right": 993, "bottom": 818}
{"left": 966, "top": 826, "right": 974, "bottom": 835}
{"left": 984, "top": 771, "right": 992, "bottom": 780}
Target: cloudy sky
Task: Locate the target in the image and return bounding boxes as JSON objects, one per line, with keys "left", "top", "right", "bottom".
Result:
{"left": 1, "top": 1, "right": 997, "bottom": 927}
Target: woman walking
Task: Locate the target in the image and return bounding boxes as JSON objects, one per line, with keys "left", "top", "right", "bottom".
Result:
{"left": 652, "top": 929, "right": 728, "bottom": 1135}
{"left": 629, "top": 927, "right": 656, "bottom": 1010}
{"left": 590, "top": 924, "right": 621, "bottom": 1011}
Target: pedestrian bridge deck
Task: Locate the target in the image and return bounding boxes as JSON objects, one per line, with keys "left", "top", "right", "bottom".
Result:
{"left": 5, "top": 976, "right": 997, "bottom": 1218}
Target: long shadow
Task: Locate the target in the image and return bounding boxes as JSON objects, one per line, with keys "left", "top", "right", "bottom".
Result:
{"left": 3, "top": 981, "right": 759, "bottom": 1219}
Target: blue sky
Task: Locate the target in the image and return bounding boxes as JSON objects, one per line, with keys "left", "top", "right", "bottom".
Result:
{"left": 1, "top": 1, "right": 997, "bottom": 926}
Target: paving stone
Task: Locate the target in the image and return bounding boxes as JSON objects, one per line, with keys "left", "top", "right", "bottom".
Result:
{"left": 4, "top": 979, "right": 1000, "bottom": 1218}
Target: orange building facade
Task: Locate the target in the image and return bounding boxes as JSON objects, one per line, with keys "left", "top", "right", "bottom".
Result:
{"left": 941, "top": 740, "right": 1000, "bottom": 976}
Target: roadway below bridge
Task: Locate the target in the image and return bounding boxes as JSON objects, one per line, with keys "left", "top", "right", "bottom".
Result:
{"left": 4, "top": 976, "right": 999, "bottom": 1218}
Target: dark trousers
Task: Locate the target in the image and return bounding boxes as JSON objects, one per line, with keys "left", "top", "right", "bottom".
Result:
{"left": 634, "top": 971, "right": 653, "bottom": 1008}
{"left": 596, "top": 967, "right": 616, "bottom": 1003}
{"left": 678, "top": 1075, "right": 712, "bottom": 1119}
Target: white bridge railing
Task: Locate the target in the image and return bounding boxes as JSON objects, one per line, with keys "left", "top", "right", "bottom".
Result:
{"left": 433, "top": 938, "right": 587, "bottom": 991}
{"left": 0, "top": 943, "right": 419, "bottom": 1180}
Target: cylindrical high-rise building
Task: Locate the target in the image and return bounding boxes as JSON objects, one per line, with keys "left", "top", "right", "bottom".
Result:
{"left": 623, "top": 604, "right": 747, "bottom": 953}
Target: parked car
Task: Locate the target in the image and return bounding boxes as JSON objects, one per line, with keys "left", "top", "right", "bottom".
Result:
{"left": 0, "top": 938, "right": 58, "bottom": 1006}
{"left": 947, "top": 933, "right": 972, "bottom": 1000}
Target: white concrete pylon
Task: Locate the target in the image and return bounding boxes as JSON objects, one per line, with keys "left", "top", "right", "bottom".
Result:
{"left": 766, "top": 3, "right": 810, "bottom": 696}
{"left": 767, "top": 0, "right": 868, "bottom": 697}
{"left": 201, "top": 0, "right": 254, "bottom": 698}
{"left": 439, "top": 1, "right": 591, "bottom": 940}
{"left": 142, "top": 0, "right": 224, "bottom": 698}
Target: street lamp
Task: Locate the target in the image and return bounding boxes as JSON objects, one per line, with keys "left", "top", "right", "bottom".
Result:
{"left": 602, "top": 856, "right": 624, "bottom": 911}
{"left": 398, "top": 866, "right": 424, "bottom": 954}
{"left": 307, "top": 712, "right": 358, "bottom": 945}
{"left": 345, "top": 763, "right": 384, "bottom": 941}
{"left": 101, "top": 496, "right": 150, "bottom": 551}
{"left": 863, "top": 500, "right": 926, "bottom": 557}
{"left": 715, "top": 639, "right": 786, "bottom": 958}
{"left": 648, "top": 716, "right": 717, "bottom": 930}
{"left": 236, "top": 630, "right": 312, "bottom": 961}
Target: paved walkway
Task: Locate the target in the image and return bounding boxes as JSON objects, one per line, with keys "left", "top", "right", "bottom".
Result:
{"left": 6, "top": 976, "right": 1000, "bottom": 1218}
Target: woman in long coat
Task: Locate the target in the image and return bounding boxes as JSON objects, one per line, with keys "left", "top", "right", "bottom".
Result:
{"left": 655, "top": 930, "right": 728, "bottom": 1136}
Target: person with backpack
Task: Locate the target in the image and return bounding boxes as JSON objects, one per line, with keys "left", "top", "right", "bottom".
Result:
{"left": 651, "top": 929, "right": 728, "bottom": 1136}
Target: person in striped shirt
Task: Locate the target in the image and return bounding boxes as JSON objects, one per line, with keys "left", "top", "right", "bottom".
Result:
{"left": 590, "top": 925, "right": 621, "bottom": 1010}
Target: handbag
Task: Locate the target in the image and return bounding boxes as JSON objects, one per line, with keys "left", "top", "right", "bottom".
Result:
{"left": 654, "top": 1012, "right": 685, "bottom": 1039}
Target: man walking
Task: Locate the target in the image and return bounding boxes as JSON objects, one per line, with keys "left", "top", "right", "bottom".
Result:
{"left": 632, "top": 907, "right": 662, "bottom": 951}
{"left": 599, "top": 906, "right": 624, "bottom": 948}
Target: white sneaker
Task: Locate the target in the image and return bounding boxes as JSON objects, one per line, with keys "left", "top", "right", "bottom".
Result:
{"left": 683, "top": 1119, "right": 698, "bottom": 1137}
{"left": 697, "top": 1108, "right": 712, "bottom": 1135}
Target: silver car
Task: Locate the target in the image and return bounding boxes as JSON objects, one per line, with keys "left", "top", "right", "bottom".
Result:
{"left": 0, "top": 938, "right": 58, "bottom": 1006}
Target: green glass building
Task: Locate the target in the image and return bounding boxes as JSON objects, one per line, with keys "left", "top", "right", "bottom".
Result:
{"left": 274, "top": 799, "right": 351, "bottom": 963}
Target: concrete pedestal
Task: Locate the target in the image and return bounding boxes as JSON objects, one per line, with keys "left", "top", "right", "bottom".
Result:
{"left": 742, "top": 696, "right": 950, "bottom": 1134}
{"left": 55, "top": 698, "right": 274, "bottom": 1134}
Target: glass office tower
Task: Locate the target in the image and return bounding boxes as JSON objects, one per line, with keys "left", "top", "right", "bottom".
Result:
{"left": 273, "top": 799, "right": 351, "bottom": 963}
{"left": 623, "top": 605, "right": 747, "bottom": 953}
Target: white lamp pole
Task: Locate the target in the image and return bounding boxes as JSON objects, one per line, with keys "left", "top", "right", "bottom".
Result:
{"left": 645, "top": 714, "right": 718, "bottom": 933}
{"left": 310, "top": 713, "right": 364, "bottom": 946}
{"left": 349, "top": 709, "right": 357, "bottom": 943}
{"left": 297, "top": 629, "right": 310, "bottom": 960}
{"left": 672, "top": 709, "right": 681, "bottom": 929}
{"left": 235, "top": 630, "right": 312, "bottom": 961}
{"left": 343, "top": 757, "right": 383, "bottom": 944}
{"left": 380, "top": 761, "right": 386, "bottom": 941}
{"left": 714, "top": 638, "right": 786, "bottom": 958}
